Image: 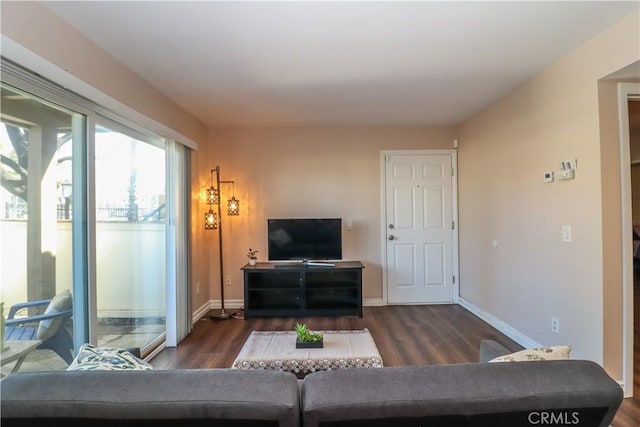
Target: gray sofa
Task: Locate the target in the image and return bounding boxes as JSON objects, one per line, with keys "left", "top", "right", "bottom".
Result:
{"left": 1, "top": 369, "right": 299, "bottom": 427}
{"left": 0, "top": 341, "right": 623, "bottom": 427}
{"left": 301, "top": 359, "right": 622, "bottom": 427}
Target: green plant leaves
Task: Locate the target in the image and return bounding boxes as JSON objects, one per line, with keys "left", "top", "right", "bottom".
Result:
{"left": 295, "top": 323, "right": 323, "bottom": 342}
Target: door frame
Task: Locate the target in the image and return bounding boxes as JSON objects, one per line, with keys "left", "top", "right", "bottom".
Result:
{"left": 620, "top": 83, "right": 640, "bottom": 398}
{"left": 380, "top": 149, "right": 459, "bottom": 305}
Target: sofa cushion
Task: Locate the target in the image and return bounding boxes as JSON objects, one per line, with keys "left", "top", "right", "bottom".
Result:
{"left": 36, "top": 290, "right": 72, "bottom": 340}
{"left": 489, "top": 345, "right": 571, "bottom": 362}
{"left": 67, "top": 343, "right": 154, "bottom": 371}
{"left": 300, "top": 360, "right": 622, "bottom": 427}
{"left": 1, "top": 369, "right": 300, "bottom": 427}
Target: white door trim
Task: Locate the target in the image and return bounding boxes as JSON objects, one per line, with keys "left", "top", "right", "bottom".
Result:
{"left": 619, "top": 83, "right": 640, "bottom": 398}
{"left": 380, "top": 149, "right": 459, "bottom": 305}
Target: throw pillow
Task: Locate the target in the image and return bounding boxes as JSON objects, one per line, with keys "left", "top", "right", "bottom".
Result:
{"left": 36, "top": 290, "right": 73, "bottom": 341}
{"left": 489, "top": 345, "right": 571, "bottom": 363}
{"left": 67, "top": 343, "right": 154, "bottom": 371}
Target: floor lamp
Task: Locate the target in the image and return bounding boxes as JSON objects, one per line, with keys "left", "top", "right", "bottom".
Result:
{"left": 204, "top": 166, "right": 240, "bottom": 320}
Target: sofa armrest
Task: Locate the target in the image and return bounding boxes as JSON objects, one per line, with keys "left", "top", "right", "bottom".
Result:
{"left": 479, "top": 339, "right": 511, "bottom": 362}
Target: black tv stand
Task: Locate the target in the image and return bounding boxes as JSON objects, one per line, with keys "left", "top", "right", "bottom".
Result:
{"left": 242, "top": 261, "right": 364, "bottom": 319}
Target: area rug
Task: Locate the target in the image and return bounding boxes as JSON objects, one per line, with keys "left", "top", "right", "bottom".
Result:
{"left": 232, "top": 328, "right": 383, "bottom": 374}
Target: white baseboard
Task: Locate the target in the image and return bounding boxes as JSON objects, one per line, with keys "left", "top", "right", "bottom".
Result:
{"left": 192, "top": 299, "right": 245, "bottom": 325}
{"left": 363, "top": 297, "right": 385, "bottom": 307}
{"left": 458, "top": 297, "right": 542, "bottom": 349}
{"left": 192, "top": 301, "right": 212, "bottom": 325}
{"left": 209, "top": 299, "right": 244, "bottom": 310}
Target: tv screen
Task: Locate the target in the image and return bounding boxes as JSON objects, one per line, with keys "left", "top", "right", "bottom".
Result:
{"left": 268, "top": 218, "right": 342, "bottom": 261}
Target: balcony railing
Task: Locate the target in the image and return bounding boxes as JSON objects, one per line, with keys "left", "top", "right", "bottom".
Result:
{"left": 3, "top": 201, "right": 165, "bottom": 222}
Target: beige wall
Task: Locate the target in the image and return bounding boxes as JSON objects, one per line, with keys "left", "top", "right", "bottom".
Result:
{"left": 1, "top": 1, "right": 209, "bottom": 316}
{"left": 196, "top": 127, "right": 456, "bottom": 304}
{"left": 190, "top": 144, "right": 215, "bottom": 313}
{"left": 599, "top": 79, "right": 639, "bottom": 381}
{"left": 599, "top": 80, "right": 624, "bottom": 380}
{"left": 458, "top": 10, "right": 639, "bottom": 379}
{"left": 631, "top": 101, "right": 640, "bottom": 225}
{"left": 0, "top": 1, "right": 207, "bottom": 145}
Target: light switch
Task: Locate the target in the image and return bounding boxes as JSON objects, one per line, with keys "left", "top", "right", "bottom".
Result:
{"left": 562, "top": 225, "right": 572, "bottom": 243}
{"left": 345, "top": 220, "right": 353, "bottom": 230}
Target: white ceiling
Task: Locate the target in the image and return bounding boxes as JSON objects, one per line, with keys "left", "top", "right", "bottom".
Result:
{"left": 43, "top": 1, "right": 639, "bottom": 128}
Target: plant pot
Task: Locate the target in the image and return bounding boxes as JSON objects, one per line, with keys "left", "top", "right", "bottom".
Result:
{"left": 249, "top": 258, "right": 257, "bottom": 266}
{"left": 296, "top": 337, "right": 323, "bottom": 349}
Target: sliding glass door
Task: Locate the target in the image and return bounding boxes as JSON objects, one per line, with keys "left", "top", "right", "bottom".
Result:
{"left": 0, "top": 83, "right": 85, "bottom": 372}
{"left": 1, "top": 61, "right": 191, "bottom": 372}
{"left": 94, "top": 124, "right": 166, "bottom": 350}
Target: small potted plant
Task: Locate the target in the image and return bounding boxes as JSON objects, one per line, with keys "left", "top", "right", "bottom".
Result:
{"left": 247, "top": 248, "right": 258, "bottom": 266}
{"left": 295, "top": 323, "right": 323, "bottom": 348}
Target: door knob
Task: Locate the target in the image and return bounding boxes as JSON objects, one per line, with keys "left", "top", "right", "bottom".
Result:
{"left": 388, "top": 235, "right": 396, "bottom": 241}
{"left": 388, "top": 224, "right": 394, "bottom": 229}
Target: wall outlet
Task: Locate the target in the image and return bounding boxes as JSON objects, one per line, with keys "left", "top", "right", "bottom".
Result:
{"left": 551, "top": 317, "right": 560, "bottom": 334}
{"left": 561, "top": 225, "right": 572, "bottom": 243}
{"left": 224, "top": 275, "right": 232, "bottom": 287}
{"left": 196, "top": 282, "right": 201, "bottom": 295}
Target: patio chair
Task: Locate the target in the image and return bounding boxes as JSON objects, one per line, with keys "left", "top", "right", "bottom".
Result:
{"left": 4, "top": 290, "right": 74, "bottom": 364}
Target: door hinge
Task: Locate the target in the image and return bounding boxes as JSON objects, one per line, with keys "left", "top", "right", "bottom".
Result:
{"left": 451, "top": 167, "right": 454, "bottom": 176}
{"left": 453, "top": 275, "right": 456, "bottom": 284}
{"left": 452, "top": 220, "right": 455, "bottom": 230}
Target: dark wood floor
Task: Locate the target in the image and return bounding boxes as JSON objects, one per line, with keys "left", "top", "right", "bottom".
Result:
{"left": 152, "top": 305, "right": 521, "bottom": 370}
{"left": 151, "top": 304, "right": 637, "bottom": 426}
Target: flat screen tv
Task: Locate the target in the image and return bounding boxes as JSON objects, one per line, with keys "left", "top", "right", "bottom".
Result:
{"left": 268, "top": 218, "right": 342, "bottom": 261}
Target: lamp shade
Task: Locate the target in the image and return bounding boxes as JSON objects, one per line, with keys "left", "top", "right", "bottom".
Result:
{"left": 227, "top": 196, "right": 240, "bottom": 216}
{"left": 206, "top": 186, "right": 218, "bottom": 205}
{"left": 204, "top": 209, "right": 217, "bottom": 230}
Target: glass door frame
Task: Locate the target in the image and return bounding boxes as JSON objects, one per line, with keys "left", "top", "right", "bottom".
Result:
{"left": 94, "top": 119, "right": 168, "bottom": 353}
{"left": 2, "top": 60, "right": 187, "bottom": 358}
{"left": 0, "top": 74, "right": 95, "bottom": 352}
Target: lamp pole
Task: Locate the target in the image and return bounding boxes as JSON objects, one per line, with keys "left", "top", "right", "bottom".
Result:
{"left": 210, "top": 166, "right": 231, "bottom": 320}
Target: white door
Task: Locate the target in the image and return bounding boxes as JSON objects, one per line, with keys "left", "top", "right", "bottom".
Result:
{"left": 385, "top": 153, "right": 455, "bottom": 304}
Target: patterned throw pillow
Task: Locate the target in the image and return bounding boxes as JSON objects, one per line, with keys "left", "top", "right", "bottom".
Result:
{"left": 67, "top": 344, "right": 154, "bottom": 371}
{"left": 489, "top": 345, "right": 571, "bottom": 363}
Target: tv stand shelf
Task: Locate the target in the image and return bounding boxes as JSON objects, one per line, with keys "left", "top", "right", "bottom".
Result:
{"left": 241, "top": 261, "right": 364, "bottom": 319}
